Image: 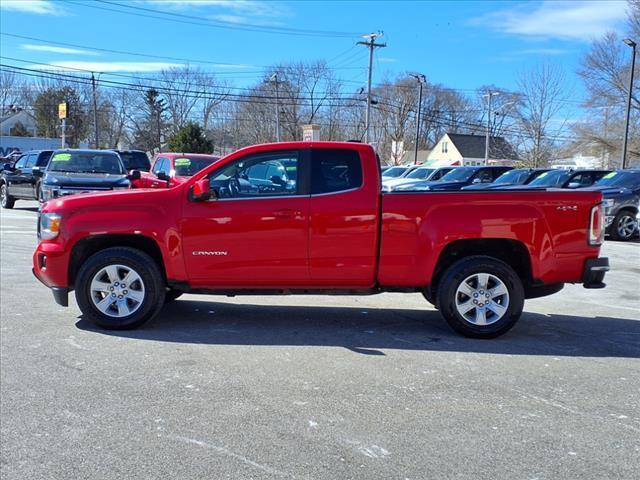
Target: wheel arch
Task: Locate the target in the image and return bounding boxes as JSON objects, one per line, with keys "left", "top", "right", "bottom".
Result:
{"left": 68, "top": 234, "right": 167, "bottom": 289}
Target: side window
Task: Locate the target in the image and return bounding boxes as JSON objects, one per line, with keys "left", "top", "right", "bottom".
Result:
{"left": 14, "top": 155, "right": 27, "bottom": 169}
{"left": 36, "top": 152, "right": 52, "bottom": 167}
{"left": 25, "top": 154, "right": 37, "bottom": 168}
{"left": 475, "top": 170, "right": 493, "bottom": 183}
{"left": 311, "top": 148, "right": 362, "bottom": 195}
{"left": 571, "top": 173, "right": 591, "bottom": 186}
{"left": 492, "top": 169, "right": 507, "bottom": 180}
{"left": 153, "top": 158, "right": 167, "bottom": 175}
{"left": 209, "top": 151, "right": 299, "bottom": 198}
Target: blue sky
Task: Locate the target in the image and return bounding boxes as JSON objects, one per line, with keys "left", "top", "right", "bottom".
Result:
{"left": 0, "top": 0, "right": 631, "bottom": 103}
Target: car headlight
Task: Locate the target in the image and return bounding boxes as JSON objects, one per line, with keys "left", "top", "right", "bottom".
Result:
{"left": 602, "top": 199, "right": 614, "bottom": 208}
{"left": 39, "top": 213, "right": 62, "bottom": 240}
{"left": 40, "top": 185, "right": 59, "bottom": 201}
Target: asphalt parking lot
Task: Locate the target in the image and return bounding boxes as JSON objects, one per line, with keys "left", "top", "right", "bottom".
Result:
{"left": 1, "top": 200, "right": 639, "bottom": 480}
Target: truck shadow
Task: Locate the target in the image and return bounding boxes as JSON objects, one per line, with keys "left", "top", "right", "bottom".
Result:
{"left": 76, "top": 300, "right": 640, "bottom": 358}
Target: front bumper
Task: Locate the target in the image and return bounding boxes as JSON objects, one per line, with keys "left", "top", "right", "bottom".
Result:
{"left": 582, "top": 257, "right": 609, "bottom": 289}
{"left": 32, "top": 241, "right": 71, "bottom": 306}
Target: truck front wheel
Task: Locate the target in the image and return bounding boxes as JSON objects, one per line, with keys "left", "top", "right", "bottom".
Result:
{"left": 436, "top": 256, "right": 524, "bottom": 339}
{"left": 75, "top": 247, "right": 166, "bottom": 329}
{"left": 1, "top": 184, "right": 15, "bottom": 209}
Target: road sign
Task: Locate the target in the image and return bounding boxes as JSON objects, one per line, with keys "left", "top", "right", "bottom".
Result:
{"left": 58, "top": 102, "right": 67, "bottom": 120}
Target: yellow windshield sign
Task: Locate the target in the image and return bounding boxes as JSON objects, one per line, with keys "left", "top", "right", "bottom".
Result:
{"left": 602, "top": 172, "right": 616, "bottom": 179}
{"left": 52, "top": 153, "right": 71, "bottom": 161}
{"left": 174, "top": 158, "right": 191, "bottom": 167}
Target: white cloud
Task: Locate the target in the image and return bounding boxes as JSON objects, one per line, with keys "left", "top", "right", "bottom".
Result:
{"left": 516, "top": 48, "right": 570, "bottom": 56}
{"left": 147, "top": 0, "right": 290, "bottom": 20}
{"left": 29, "top": 61, "right": 185, "bottom": 72}
{"left": 21, "top": 44, "right": 99, "bottom": 56}
{"left": 472, "top": 0, "right": 628, "bottom": 41}
{"left": 0, "top": 0, "right": 67, "bottom": 15}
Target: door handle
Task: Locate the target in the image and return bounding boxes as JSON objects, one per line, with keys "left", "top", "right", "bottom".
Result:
{"left": 273, "top": 209, "right": 300, "bottom": 218}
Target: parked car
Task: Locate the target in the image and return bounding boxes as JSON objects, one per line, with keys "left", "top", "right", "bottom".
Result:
{"left": 33, "top": 141, "right": 608, "bottom": 339}
{"left": 381, "top": 165, "right": 410, "bottom": 179}
{"left": 394, "top": 166, "right": 513, "bottom": 191}
{"left": 382, "top": 166, "right": 453, "bottom": 191}
{"left": 0, "top": 150, "right": 53, "bottom": 208}
{"left": 588, "top": 169, "right": 640, "bottom": 241}
{"left": 462, "top": 168, "right": 550, "bottom": 190}
{"left": 500, "top": 169, "right": 611, "bottom": 190}
{"left": 114, "top": 150, "right": 151, "bottom": 172}
{"left": 132, "top": 153, "right": 219, "bottom": 189}
{"left": 38, "top": 149, "right": 133, "bottom": 204}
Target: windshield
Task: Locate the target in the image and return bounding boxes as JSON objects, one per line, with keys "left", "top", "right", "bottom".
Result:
{"left": 174, "top": 156, "right": 218, "bottom": 176}
{"left": 382, "top": 166, "right": 407, "bottom": 178}
{"left": 494, "top": 169, "right": 529, "bottom": 184}
{"left": 48, "top": 152, "right": 125, "bottom": 174}
{"left": 406, "top": 168, "right": 434, "bottom": 179}
{"left": 527, "top": 170, "right": 570, "bottom": 187}
{"left": 119, "top": 152, "right": 150, "bottom": 171}
{"left": 594, "top": 171, "right": 640, "bottom": 189}
{"left": 440, "top": 167, "right": 476, "bottom": 182}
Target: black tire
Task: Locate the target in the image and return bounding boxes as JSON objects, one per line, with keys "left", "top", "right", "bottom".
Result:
{"left": 75, "top": 247, "right": 166, "bottom": 329}
{"left": 1, "top": 183, "right": 15, "bottom": 209}
{"left": 165, "top": 289, "right": 183, "bottom": 303}
{"left": 34, "top": 181, "right": 42, "bottom": 202}
{"left": 436, "top": 256, "right": 525, "bottom": 339}
{"left": 609, "top": 210, "right": 637, "bottom": 241}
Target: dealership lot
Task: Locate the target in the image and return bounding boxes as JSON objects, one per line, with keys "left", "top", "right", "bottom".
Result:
{"left": 1, "top": 201, "right": 639, "bottom": 479}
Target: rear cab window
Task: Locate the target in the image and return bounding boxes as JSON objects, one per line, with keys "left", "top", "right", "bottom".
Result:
{"left": 311, "top": 149, "right": 362, "bottom": 194}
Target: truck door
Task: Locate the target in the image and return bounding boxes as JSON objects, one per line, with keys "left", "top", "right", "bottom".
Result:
{"left": 308, "top": 148, "right": 379, "bottom": 287}
{"left": 181, "top": 149, "right": 310, "bottom": 287}
{"left": 8, "top": 154, "right": 30, "bottom": 198}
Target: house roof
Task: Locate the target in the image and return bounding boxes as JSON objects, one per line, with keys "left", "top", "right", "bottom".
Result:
{"left": 447, "top": 133, "right": 518, "bottom": 160}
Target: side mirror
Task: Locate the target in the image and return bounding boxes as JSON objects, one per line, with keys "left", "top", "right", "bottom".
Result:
{"left": 190, "top": 178, "right": 212, "bottom": 202}
{"left": 32, "top": 166, "right": 43, "bottom": 177}
{"left": 567, "top": 182, "right": 580, "bottom": 189}
{"left": 128, "top": 170, "right": 141, "bottom": 181}
{"left": 472, "top": 178, "right": 482, "bottom": 184}
{"left": 157, "top": 171, "right": 169, "bottom": 181}
{"left": 270, "top": 175, "right": 284, "bottom": 185}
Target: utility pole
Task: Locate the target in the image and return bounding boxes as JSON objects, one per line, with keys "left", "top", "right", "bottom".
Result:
{"left": 622, "top": 38, "right": 636, "bottom": 169}
{"left": 483, "top": 92, "right": 499, "bottom": 165}
{"left": 61, "top": 118, "right": 66, "bottom": 148}
{"left": 268, "top": 73, "right": 281, "bottom": 142}
{"left": 358, "top": 32, "right": 386, "bottom": 144}
{"left": 91, "top": 73, "right": 99, "bottom": 149}
{"left": 410, "top": 73, "right": 426, "bottom": 164}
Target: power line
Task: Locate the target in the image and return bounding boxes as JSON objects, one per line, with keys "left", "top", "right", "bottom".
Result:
{"left": 66, "top": 0, "right": 359, "bottom": 38}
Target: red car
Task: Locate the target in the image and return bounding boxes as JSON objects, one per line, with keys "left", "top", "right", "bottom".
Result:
{"left": 132, "top": 152, "right": 219, "bottom": 188}
{"left": 33, "top": 142, "right": 608, "bottom": 338}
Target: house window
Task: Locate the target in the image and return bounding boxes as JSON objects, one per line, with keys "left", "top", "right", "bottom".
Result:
{"left": 442, "top": 141, "right": 448, "bottom": 153}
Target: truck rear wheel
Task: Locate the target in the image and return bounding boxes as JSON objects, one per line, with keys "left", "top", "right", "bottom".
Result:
{"left": 436, "top": 256, "right": 524, "bottom": 339}
{"left": 75, "top": 247, "right": 166, "bottom": 329}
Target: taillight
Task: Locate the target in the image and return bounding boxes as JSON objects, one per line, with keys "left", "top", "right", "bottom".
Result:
{"left": 589, "top": 203, "right": 604, "bottom": 246}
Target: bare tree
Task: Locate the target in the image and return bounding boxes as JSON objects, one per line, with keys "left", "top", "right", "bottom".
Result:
{"left": 515, "top": 63, "right": 566, "bottom": 167}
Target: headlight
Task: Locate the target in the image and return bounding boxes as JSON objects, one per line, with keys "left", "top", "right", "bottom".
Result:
{"left": 40, "top": 185, "right": 59, "bottom": 201}
{"left": 602, "top": 198, "right": 615, "bottom": 208}
{"left": 39, "top": 213, "right": 62, "bottom": 240}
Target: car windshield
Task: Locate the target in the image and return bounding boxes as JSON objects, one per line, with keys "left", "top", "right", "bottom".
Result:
{"left": 594, "top": 171, "right": 640, "bottom": 189}
{"left": 174, "top": 156, "right": 218, "bottom": 176}
{"left": 493, "top": 169, "right": 528, "bottom": 184}
{"left": 382, "top": 166, "right": 407, "bottom": 178}
{"left": 440, "top": 167, "right": 475, "bottom": 182}
{"left": 406, "top": 168, "right": 434, "bottom": 179}
{"left": 48, "top": 152, "right": 125, "bottom": 174}
{"left": 527, "top": 170, "right": 570, "bottom": 187}
{"left": 119, "top": 152, "right": 150, "bottom": 171}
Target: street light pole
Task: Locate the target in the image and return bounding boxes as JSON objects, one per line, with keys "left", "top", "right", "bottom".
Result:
{"left": 484, "top": 92, "right": 499, "bottom": 166}
{"left": 410, "top": 73, "right": 425, "bottom": 164}
{"left": 622, "top": 38, "right": 636, "bottom": 169}
{"left": 269, "top": 73, "right": 281, "bottom": 142}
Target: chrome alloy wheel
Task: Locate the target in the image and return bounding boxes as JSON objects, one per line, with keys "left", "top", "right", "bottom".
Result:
{"left": 455, "top": 273, "right": 510, "bottom": 326}
{"left": 617, "top": 214, "right": 637, "bottom": 239}
{"left": 90, "top": 264, "right": 145, "bottom": 318}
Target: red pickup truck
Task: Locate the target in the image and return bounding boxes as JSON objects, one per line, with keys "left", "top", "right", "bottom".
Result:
{"left": 33, "top": 142, "right": 608, "bottom": 338}
{"left": 131, "top": 152, "right": 219, "bottom": 189}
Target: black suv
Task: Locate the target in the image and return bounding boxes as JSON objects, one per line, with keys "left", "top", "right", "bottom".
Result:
{"left": 588, "top": 169, "right": 640, "bottom": 241}
{"left": 500, "top": 169, "right": 611, "bottom": 190}
{"left": 1, "top": 150, "right": 53, "bottom": 208}
{"left": 39, "top": 149, "right": 134, "bottom": 204}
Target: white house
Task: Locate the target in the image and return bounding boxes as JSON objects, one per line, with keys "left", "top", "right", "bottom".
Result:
{"left": 0, "top": 110, "right": 37, "bottom": 137}
{"left": 425, "top": 133, "right": 518, "bottom": 167}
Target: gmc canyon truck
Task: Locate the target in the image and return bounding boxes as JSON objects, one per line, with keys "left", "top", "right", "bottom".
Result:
{"left": 33, "top": 142, "right": 609, "bottom": 338}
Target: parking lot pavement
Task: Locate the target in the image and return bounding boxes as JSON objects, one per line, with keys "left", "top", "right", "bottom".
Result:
{"left": 1, "top": 201, "right": 639, "bottom": 480}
